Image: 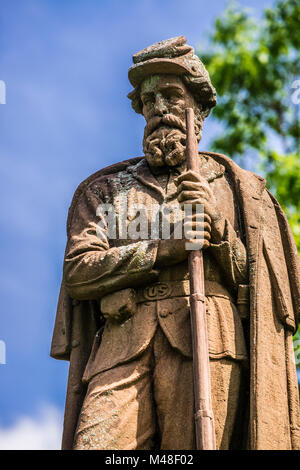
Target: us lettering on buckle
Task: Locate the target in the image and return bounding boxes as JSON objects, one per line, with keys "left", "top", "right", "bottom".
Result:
{"left": 143, "top": 283, "right": 172, "bottom": 300}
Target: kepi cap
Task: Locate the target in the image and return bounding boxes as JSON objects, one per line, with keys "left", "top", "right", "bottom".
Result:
{"left": 128, "top": 36, "right": 216, "bottom": 115}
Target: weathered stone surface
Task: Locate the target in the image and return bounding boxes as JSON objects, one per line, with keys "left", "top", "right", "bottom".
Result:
{"left": 51, "top": 37, "right": 300, "bottom": 450}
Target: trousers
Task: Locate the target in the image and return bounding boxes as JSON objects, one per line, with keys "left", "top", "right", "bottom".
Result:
{"left": 73, "top": 326, "right": 243, "bottom": 450}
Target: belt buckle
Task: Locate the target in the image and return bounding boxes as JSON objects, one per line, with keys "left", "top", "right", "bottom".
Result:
{"left": 143, "top": 282, "right": 171, "bottom": 301}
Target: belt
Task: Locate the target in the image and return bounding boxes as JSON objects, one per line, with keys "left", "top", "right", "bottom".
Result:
{"left": 136, "top": 280, "right": 234, "bottom": 303}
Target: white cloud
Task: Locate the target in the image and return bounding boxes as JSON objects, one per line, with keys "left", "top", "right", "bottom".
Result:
{"left": 0, "top": 405, "right": 63, "bottom": 450}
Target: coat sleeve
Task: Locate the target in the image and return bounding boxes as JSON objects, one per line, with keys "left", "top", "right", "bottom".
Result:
{"left": 63, "top": 184, "right": 160, "bottom": 300}
{"left": 209, "top": 218, "right": 248, "bottom": 293}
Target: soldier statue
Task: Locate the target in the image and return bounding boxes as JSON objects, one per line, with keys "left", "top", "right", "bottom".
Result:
{"left": 51, "top": 37, "right": 300, "bottom": 450}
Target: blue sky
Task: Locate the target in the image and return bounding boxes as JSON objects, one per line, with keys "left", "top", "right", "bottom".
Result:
{"left": 0, "top": 0, "right": 274, "bottom": 448}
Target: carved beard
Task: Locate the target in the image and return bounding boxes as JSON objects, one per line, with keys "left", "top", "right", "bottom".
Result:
{"left": 143, "top": 112, "right": 203, "bottom": 167}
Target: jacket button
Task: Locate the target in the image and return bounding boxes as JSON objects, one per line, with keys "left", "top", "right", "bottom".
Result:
{"left": 159, "top": 309, "right": 169, "bottom": 318}
{"left": 72, "top": 339, "right": 80, "bottom": 348}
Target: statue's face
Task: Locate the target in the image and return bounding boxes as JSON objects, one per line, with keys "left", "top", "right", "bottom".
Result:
{"left": 140, "top": 74, "right": 200, "bottom": 167}
{"left": 140, "top": 74, "right": 195, "bottom": 122}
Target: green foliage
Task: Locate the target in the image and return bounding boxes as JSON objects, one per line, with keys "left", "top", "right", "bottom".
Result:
{"left": 198, "top": 0, "right": 300, "bottom": 248}
{"left": 198, "top": 0, "right": 300, "bottom": 226}
{"left": 198, "top": 0, "right": 300, "bottom": 363}
{"left": 266, "top": 151, "right": 300, "bottom": 249}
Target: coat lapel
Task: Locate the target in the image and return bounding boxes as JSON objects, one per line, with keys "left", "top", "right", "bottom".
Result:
{"left": 126, "top": 159, "right": 166, "bottom": 200}
{"left": 198, "top": 153, "right": 225, "bottom": 182}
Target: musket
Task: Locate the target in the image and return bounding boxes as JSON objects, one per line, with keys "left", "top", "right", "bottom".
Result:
{"left": 185, "top": 108, "right": 216, "bottom": 450}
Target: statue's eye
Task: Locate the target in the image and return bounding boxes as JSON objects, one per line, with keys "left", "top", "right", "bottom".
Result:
{"left": 163, "top": 89, "right": 182, "bottom": 102}
{"left": 142, "top": 95, "right": 153, "bottom": 106}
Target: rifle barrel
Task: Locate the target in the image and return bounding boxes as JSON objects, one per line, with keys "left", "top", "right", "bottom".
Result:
{"left": 185, "top": 107, "right": 216, "bottom": 450}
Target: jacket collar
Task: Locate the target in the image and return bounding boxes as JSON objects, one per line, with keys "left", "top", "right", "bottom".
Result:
{"left": 127, "top": 155, "right": 226, "bottom": 201}
{"left": 127, "top": 159, "right": 166, "bottom": 200}
{"left": 201, "top": 151, "right": 266, "bottom": 201}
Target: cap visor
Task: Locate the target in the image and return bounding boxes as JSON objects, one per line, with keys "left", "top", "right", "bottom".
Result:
{"left": 128, "top": 58, "right": 193, "bottom": 87}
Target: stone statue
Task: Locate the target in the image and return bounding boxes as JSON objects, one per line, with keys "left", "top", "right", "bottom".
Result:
{"left": 51, "top": 36, "right": 300, "bottom": 450}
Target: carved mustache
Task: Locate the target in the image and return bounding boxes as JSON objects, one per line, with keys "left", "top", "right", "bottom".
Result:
{"left": 144, "top": 114, "right": 186, "bottom": 139}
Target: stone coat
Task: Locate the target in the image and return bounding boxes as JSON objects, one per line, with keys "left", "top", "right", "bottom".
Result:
{"left": 63, "top": 155, "right": 248, "bottom": 382}
{"left": 50, "top": 152, "right": 300, "bottom": 450}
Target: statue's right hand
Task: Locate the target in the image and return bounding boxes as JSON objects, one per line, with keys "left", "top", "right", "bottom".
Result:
{"left": 155, "top": 239, "right": 187, "bottom": 268}
{"left": 155, "top": 215, "right": 211, "bottom": 267}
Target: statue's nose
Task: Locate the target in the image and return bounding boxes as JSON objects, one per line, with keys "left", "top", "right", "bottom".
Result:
{"left": 154, "top": 93, "right": 168, "bottom": 115}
